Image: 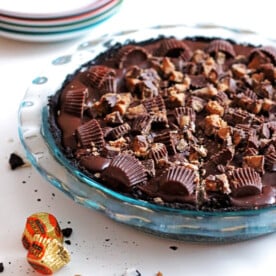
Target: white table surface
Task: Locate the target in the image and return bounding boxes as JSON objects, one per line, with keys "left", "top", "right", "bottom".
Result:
{"left": 1, "top": 1, "right": 276, "bottom": 275}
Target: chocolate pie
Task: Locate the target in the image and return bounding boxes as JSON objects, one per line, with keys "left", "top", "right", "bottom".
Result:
{"left": 49, "top": 36, "right": 276, "bottom": 211}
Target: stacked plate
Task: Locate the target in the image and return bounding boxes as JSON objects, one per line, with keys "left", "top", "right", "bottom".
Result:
{"left": 0, "top": 0, "right": 123, "bottom": 42}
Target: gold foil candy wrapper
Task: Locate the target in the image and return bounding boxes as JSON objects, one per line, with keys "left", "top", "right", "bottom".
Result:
{"left": 27, "top": 234, "right": 70, "bottom": 275}
{"left": 22, "top": 212, "right": 63, "bottom": 250}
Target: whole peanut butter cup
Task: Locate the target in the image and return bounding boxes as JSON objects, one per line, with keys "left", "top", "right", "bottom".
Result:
{"left": 87, "top": 65, "right": 116, "bottom": 89}
{"left": 230, "top": 167, "right": 262, "bottom": 197}
{"left": 116, "top": 45, "right": 149, "bottom": 69}
{"left": 99, "top": 75, "right": 117, "bottom": 94}
{"left": 62, "top": 83, "right": 88, "bottom": 117}
{"left": 160, "top": 166, "right": 197, "bottom": 196}
{"left": 154, "top": 38, "right": 192, "bottom": 60}
{"left": 205, "top": 39, "right": 236, "bottom": 58}
{"left": 102, "top": 154, "right": 147, "bottom": 188}
{"left": 76, "top": 119, "right": 104, "bottom": 149}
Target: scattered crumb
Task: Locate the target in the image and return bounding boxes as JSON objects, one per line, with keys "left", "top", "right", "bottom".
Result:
{"left": 156, "top": 272, "right": 163, "bottom": 276}
{"left": 122, "top": 268, "right": 141, "bottom": 276}
{"left": 65, "top": 240, "right": 71, "bottom": 245}
{"left": 169, "top": 246, "right": 178, "bottom": 251}
{"left": 62, "top": 228, "right": 73, "bottom": 238}
{"left": 9, "top": 153, "right": 25, "bottom": 170}
{"left": 0, "top": 262, "right": 3, "bottom": 273}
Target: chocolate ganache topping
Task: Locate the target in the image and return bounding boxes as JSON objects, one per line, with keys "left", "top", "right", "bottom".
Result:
{"left": 49, "top": 36, "right": 276, "bottom": 211}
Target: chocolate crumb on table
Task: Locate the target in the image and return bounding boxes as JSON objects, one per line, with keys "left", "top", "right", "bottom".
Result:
{"left": 62, "top": 227, "right": 73, "bottom": 238}
{"left": 0, "top": 262, "right": 4, "bottom": 273}
{"left": 8, "top": 153, "right": 25, "bottom": 170}
{"left": 122, "top": 268, "right": 142, "bottom": 276}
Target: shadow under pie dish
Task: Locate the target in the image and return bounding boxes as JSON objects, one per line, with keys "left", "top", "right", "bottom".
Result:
{"left": 19, "top": 25, "right": 276, "bottom": 242}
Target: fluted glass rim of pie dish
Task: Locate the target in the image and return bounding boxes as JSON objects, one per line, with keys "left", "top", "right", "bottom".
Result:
{"left": 18, "top": 24, "right": 276, "bottom": 242}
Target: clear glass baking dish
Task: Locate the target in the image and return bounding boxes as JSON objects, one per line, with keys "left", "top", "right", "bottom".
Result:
{"left": 18, "top": 24, "right": 276, "bottom": 242}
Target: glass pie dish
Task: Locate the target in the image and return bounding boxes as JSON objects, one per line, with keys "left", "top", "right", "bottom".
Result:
{"left": 18, "top": 24, "right": 276, "bottom": 243}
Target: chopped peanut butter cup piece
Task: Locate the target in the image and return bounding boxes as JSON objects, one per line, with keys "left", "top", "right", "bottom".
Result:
{"left": 132, "top": 114, "right": 152, "bottom": 135}
{"left": 142, "top": 95, "right": 168, "bottom": 126}
{"left": 243, "top": 155, "right": 265, "bottom": 174}
{"left": 265, "top": 145, "right": 276, "bottom": 171}
{"left": 149, "top": 143, "right": 168, "bottom": 164}
{"left": 204, "top": 147, "right": 234, "bottom": 176}
{"left": 230, "top": 167, "right": 262, "bottom": 197}
{"left": 141, "top": 159, "right": 156, "bottom": 177}
{"left": 154, "top": 131, "right": 177, "bottom": 154}
{"left": 142, "top": 95, "right": 166, "bottom": 112}
{"left": 174, "top": 107, "right": 196, "bottom": 129}
{"left": 102, "top": 154, "right": 147, "bottom": 188}
{"left": 106, "top": 122, "right": 131, "bottom": 140}
{"left": 160, "top": 166, "right": 197, "bottom": 196}
{"left": 249, "top": 46, "right": 276, "bottom": 65}
{"left": 104, "top": 111, "right": 124, "bottom": 126}
{"left": 189, "top": 75, "right": 208, "bottom": 89}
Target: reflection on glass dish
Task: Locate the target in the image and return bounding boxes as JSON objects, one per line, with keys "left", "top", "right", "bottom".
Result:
{"left": 18, "top": 24, "right": 276, "bottom": 242}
